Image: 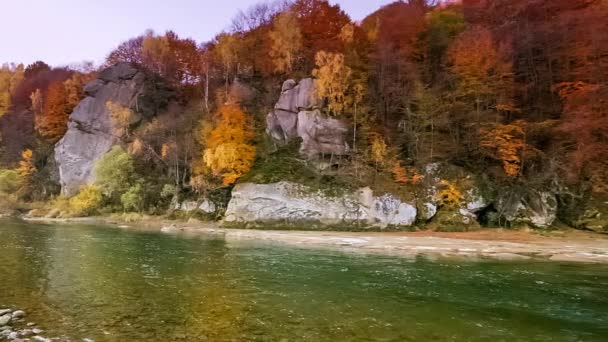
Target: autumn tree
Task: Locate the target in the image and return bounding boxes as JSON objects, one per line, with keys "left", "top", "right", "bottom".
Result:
{"left": 215, "top": 33, "right": 242, "bottom": 99}
{"left": 199, "top": 104, "right": 256, "bottom": 186}
{"left": 312, "top": 51, "right": 351, "bottom": 116}
{"left": 0, "top": 63, "right": 24, "bottom": 116}
{"left": 446, "top": 25, "right": 516, "bottom": 158}
{"left": 369, "top": 133, "right": 388, "bottom": 171}
{"left": 362, "top": 1, "right": 427, "bottom": 125}
{"left": 24, "top": 61, "right": 51, "bottom": 79}
{"left": 479, "top": 121, "right": 527, "bottom": 177}
{"left": 269, "top": 10, "right": 302, "bottom": 73}
{"left": 292, "top": 0, "right": 351, "bottom": 70}
{"left": 16, "top": 149, "right": 36, "bottom": 194}
{"left": 556, "top": 82, "right": 608, "bottom": 191}
{"left": 106, "top": 101, "right": 137, "bottom": 137}
{"left": 36, "top": 81, "right": 71, "bottom": 143}
{"left": 420, "top": 5, "right": 466, "bottom": 84}
{"left": 447, "top": 25, "right": 514, "bottom": 117}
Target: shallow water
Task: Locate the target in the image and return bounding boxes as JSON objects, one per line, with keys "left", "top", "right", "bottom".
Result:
{"left": 1, "top": 219, "right": 608, "bottom": 341}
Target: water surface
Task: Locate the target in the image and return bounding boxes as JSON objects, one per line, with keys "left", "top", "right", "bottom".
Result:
{"left": 1, "top": 219, "right": 607, "bottom": 341}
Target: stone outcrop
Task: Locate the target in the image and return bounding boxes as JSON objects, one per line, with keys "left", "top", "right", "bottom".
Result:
{"left": 266, "top": 79, "right": 349, "bottom": 157}
{"left": 496, "top": 191, "right": 558, "bottom": 228}
{"left": 224, "top": 182, "right": 416, "bottom": 228}
{"left": 417, "top": 162, "right": 559, "bottom": 229}
{"left": 54, "top": 63, "right": 147, "bottom": 196}
{"left": 175, "top": 199, "right": 217, "bottom": 213}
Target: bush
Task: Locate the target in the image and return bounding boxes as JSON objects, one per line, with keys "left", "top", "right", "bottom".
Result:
{"left": 69, "top": 186, "right": 103, "bottom": 216}
{"left": 94, "top": 146, "right": 135, "bottom": 201}
{"left": 0, "top": 169, "right": 19, "bottom": 194}
{"left": 121, "top": 180, "right": 145, "bottom": 212}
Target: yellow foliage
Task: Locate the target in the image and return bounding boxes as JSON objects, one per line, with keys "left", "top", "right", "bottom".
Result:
{"left": 161, "top": 143, "right": 170, "bottom": 159}
{"left": 479, "top": 121, "right": 526, "bottom": 177}
{"left": 269, "top": 10, "right": 302, "bottom": 73}
{"left": 201, "top": 104, "right": 256, "bottom": 186}
{"left": 370, "top": 133, "right": 388, "bottom": 167}
{"left": 312, "top": 51, "right": 352, "bottom": 115}
{"left": 69, "top": 186, "right": 103, "bottom": 216}
{"left": 106, "top": 101, "right": 136, "bottom": 137}
{"left": 435, "top": 180, "right": 463, "bottom": 208}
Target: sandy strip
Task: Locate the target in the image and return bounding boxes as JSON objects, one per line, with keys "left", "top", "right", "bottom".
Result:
{"left": 162, "top": 226, "right": 608, "bottom": 264}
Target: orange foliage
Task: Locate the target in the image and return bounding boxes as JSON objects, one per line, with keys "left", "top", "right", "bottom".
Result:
{"left": 448, "top": 25, "right": 514, "bottom": 111}
{"left": 479, "top": 121, "right": 527, "bottom": 177}
{"left": 392, "top": 162, "right": 424, "bottom": 185}
{"left": 292, "top": 0, "right": 351, "bottom": 68}
{"left": 556, "top": 82, "right": 608, "bottom": 191}
{"left": 17, "top": 149, "right": 36, "bottom": 188}
{"left": 201, "top": 104, "right": 256, "bottom": 186}
{"left": 36, "top": 82, "right": 70, "bottom": 143}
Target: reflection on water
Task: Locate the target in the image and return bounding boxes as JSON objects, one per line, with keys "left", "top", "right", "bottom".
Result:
{"left": 1, "top": 219, "right": 608, "bottom": 341}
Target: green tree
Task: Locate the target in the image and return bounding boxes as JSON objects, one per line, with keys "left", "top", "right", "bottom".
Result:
{"left": 0, "top": 169, "right": 19, "bottom": 194}
{"left": 121, "top": 179, "right": 146, "bottom": 212}
{"left": 94, "top": 146, "right": 135, "bottom": 201}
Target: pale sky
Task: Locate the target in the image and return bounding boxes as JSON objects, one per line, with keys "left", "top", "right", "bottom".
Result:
{"left": 0, "top": 0, "right": 393, "bottom": 67}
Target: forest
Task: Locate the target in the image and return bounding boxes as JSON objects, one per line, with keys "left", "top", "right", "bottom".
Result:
{"left": 0, "top": 0, "right": 606, "bottom": 231}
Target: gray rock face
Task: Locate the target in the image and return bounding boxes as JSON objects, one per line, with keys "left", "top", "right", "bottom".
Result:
{"left": 274, "top": 78, "right": 318, "bottom": 113}
{"left": 297, "top": 110, "right": 349, "bottom": 157}
{"left": 224, "top": 182, "right": 416, "bottom": 228}
{"left": 175, "top": 199, "right": 216, "bottom": 213}
{"left": 497, "top": 191, "right": 557, "bottom": 228}
{"left": 54, "top": 63, "right": 147, "bottom": 196}
{"left": 266, "top": 79, "right": 349, "bottom": 157}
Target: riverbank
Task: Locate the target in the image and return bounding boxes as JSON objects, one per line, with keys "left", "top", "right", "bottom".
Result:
{"left": 19, "top": 216, "right": 608, "bottom": 264}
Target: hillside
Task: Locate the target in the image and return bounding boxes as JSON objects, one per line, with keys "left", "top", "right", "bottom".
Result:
{"left": 0, "top": 0, "right": 606, "bottom": 232}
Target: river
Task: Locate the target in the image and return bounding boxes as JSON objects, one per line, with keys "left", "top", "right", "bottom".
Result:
{"left": 1, "top": 219, "right": 607, "bottom": 341}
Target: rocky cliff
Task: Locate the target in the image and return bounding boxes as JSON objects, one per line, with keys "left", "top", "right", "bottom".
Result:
{"left": 54, "top": 63, "right": 146, "bottom": 196}
{"left": 266, "top": 79, "right": 350, "bottom": 158}
{"left": 223, "top": 162, "right": 560, "bottom": 230}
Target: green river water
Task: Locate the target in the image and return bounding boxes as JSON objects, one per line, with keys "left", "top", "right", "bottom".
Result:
{"left": 1, "top": 219, "right": 607, "bottom": 341}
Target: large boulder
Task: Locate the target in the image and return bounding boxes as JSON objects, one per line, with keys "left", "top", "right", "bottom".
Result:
{"left": 224, "top": 182, "right": 416, "bottom": 229}
{"left": 297, "top": 110, "right": 349, "bottom": 157}
{"left": 417, "top": 163, "right": 489, "bottom": 226}
{"left": 496, "top": 191, "right": 557, "bottom": 228}
{"left": 274, "top": 78, "right": 318, "bottom": 113}
{"left": 54, "top": 63, "right": 147, "bottom": 196}
{"left": 266, "top": 79, "right": 349, "bottom": 157}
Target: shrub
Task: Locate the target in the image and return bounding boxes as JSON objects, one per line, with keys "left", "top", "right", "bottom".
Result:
{"left": 94, "top": 146, "right": 135, "bottom": 201}
{"left": 121, "top": 180, "right": 145, "bottom": 212}
{"left": 69, "top": 186, "right": 103, "bottom": 216}
{"left": 435, "top": 180, "right": 463, "bottom": 208}
{"left": 0, "top": 169, "right": 19, "bottom": 194}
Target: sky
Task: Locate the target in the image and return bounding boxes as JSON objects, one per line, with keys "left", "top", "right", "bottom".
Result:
{"left": 0, "top": 0, "right": 393, "bottom": 67}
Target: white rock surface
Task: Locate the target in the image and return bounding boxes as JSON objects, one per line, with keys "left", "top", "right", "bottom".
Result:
{"left": 224, "top": 182, "right": 416, "bottom": 228}
{"left": 175, "top": 200, "right": 216, "bottom": 213}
